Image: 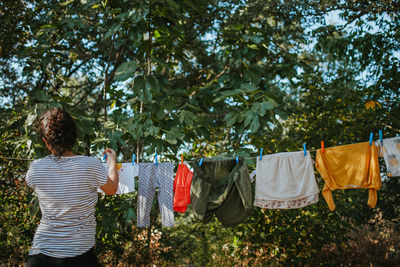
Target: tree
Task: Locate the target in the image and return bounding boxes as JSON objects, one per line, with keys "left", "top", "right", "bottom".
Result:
{"left": 0, "top": 0, "right": 399, "bottom": 265}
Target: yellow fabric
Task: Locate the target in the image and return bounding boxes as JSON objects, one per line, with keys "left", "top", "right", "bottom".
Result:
{"left": 316, "top": 142, "right": 381, "bottom": 211}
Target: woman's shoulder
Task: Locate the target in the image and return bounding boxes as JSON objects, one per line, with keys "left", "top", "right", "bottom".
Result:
{"left": 62, "top": 155, "right": 103, "bottom": 165}
{"left": 30, "top": 155, "right": 52, "bottom": 167}
{"left": 82, "top": 156, "right": 105, "bottom": 167}
{"left": 33, "top": 155, "right": 102, "bottom": 165}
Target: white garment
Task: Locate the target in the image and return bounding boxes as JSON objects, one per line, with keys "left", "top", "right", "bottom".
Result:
{"left": 98, "top": 163, "right": 138, "bottom": 194}
{"left": 254, "top": 151, "right": 319, "bottom": 209}
{"left": 380, "top": 137, "right": 400, "bottom": 177}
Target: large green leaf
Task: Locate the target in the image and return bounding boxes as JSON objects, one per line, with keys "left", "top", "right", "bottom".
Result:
{"left": 224, "top": 112, "right": 239, "bottom": 127}
{"left": 249, "top": 114, "right": 260, "bottom": 132}
{"left": 114, "top": 61, "right": 137, "bottom": 81}
{"left": 104, "top": 22, "right": 122, "bottom": 39}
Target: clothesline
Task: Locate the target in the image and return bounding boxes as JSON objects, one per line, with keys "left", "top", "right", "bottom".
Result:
{"left": 8, "top": 136, "right": 398, "bottom": 230}
{"left": 0, "top": 156, "right": 34, "bottom": 161}
{"left": 0, "top": 149, "right": 322, "bottom": 163}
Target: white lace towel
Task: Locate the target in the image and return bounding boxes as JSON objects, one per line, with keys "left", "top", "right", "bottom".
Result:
{"left": 254, "top": 151, "right": 319, "bottom": 209}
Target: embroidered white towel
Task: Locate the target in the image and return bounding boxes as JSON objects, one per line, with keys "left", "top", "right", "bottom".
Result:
{"left": 254, "top": 151, "right": 319, "bottom": 209}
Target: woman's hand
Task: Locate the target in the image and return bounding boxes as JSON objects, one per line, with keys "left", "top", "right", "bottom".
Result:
{"left": 100, "top": 148, "right": 119, "bottom": 195}
{"left": 103, "top": 148, "right": 117, "bottom": 166}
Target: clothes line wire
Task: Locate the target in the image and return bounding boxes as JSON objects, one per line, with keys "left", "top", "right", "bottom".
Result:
{"left": 0, "top": 149, "right": 321, "bottom": 163}
{"left": 0, "top": 156, "right": 34, "bottom": 161}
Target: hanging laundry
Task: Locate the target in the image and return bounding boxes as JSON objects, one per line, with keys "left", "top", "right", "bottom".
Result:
{"left": 380, "top": 137, "right": 400, "bottom": 177}
{"left": 98, "top": 163, "right": 137, "bottom": 194}
{"left": 254, "top": 151, "right": 319, "bottom": 209}
{"left": 137, "top": 162, "right": 174, "bottom": 228}
{"left": 190, "top": 157, "right": 252, "bottom": 227}
{"left": 173, "top": 163, "right": 193, "bottom": 213}
{"left": 316, "top": 142, "right": 381, "bottom": 211}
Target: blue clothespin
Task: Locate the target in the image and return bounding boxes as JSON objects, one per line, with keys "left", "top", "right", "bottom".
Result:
{"left": 155, "top": 152, "right": 158, "bottom": 166}
{"left": 259, "top": 148, "right": 263, "bottom": 160}
{"left": 236, "top": 155, "right": 239, "bottom": 164}
{"left": 379, "top": 130, "right": 383, "bottom": 144}
{"left": 103, "top": 153, "right": 107, "bottom": 161}
{"left": 369, "top": 132, "right": 373, "bottom": 146}
{"left": 199, "top": 158, "right": 204, "bottom": 167}
{"left": 303, "top": 143, "right": 307, "bottom": 156}
{"left": 132, "top": 154, "right": 136, "bottom": 166}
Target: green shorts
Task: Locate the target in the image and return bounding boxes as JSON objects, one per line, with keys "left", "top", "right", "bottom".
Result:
{"left": 190, "top": 157, "right": 252, "bottom": 227}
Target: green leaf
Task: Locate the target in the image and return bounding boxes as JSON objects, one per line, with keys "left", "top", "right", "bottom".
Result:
{"left": 60, "top": 0, "right": 74, "bottom": 6}
{"left": 252, "top": 102, "right": 266, "bottom": 116}
{"left": 224, "top": 112, "right": 238, "bottom": 127}
{"left": 147, "top": 76, "right": 159, "bottom": 94}
{"left": 250, "top": 115, "right": 260, "bottom": 132}
{"left": 240, "top": 83, "right": 257, "bottom": 92}
{"left": 153, "top": 30, "right": 161, "bottom": 39}
{"left": 248, "top": 44, "right": 258, "bottom": 50}
{"left": 186, "top": 1, "right": 206, "bottom": 15}
{"left": 166, "top": 0, "right": 179, "bottom": 9}
{"left": 165, "top": 133, "right": 178, "bottom": 144}
{"left": 275, "top": 109, "right": 288, "bottom": 120}
{"left": 244, "top": 111, "right": 253, "bottom": 127}
{"left": 128, "top": 9, "right": 141, "bottom": 23}
{"left": 179, "top": 111, "right": 185, "bottom": 124}
{"left": 133, "top": 76, "right": 147, "bottom": 101}
{"left": 114, "top": 61, "right": 137, "bottom": 81}
{"left": 165, "top": 127, "right": 184, "bottom": 144}
{"left": 143, "top": 77, "right": 152, "bottom": 102}
{"left": 221, "top": 89, "right": 242, "bottom": 97}
{"left": 242, "top": 35, "right": 250, "bottom": 42}
{"left": 145, "top": 125, "right": 159, "bottom": 137}
{"left": 32, "top": 90, "right": 49, "bottom": 101}
{"left": 123, "top": 208, "right": 136, "bottom": 223}
{"left": 179, "top": 110, "right": 195, "bottom": 127}
{"left": 104, "top": 23, "right": 122, "bottom": 39}
{"left": 262, "top": 101, "right": 274, "bottom": 111}
{"left": 227, "top": 24, "right": 244, "bottom": 31}
{"left": 250, "top": 35, "right": 264, "bottom": 44}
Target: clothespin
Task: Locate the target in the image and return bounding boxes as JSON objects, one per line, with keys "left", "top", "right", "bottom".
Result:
{"left": 236, "top": 155, "right": 239, "bottom": 164}
{"left": 303, "top": 143, "right": 307, "bottom": 156}
{"left": 259, "top": 148, "right": 263, "bottom": 160}
{"left": 199, "top": 158, "right": 204, "bottom": 167}
{"left": 378, "top": 130, "right": 383, "bottom": 156}
{"left": 369, "top": 132, "right": 373, "bottom": 146}
{"left": 181, "top": 155, "right": 184, "bottom": 165}
{"left": 321, "top": 141, "right": 325, "bottom": 154}
{"left": 103, "top": 153, "right": 107, "bottom": 161}
{"left": 132, "top": 154, "right": 136, "bottom": 166}
{"left": 155, "top": 152, "right": 158, "bottom": 166}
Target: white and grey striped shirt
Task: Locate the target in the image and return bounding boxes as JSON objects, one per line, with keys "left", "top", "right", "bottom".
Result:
{"left": 26, "top": 155, "right": 107, "bottom": 258}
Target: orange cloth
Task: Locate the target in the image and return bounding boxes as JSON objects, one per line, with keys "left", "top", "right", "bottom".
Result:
{"left": 316, "top": 142, "right": 381, "bottom": 211}
{"left": 173, "top": 163, "right": 193, "bottom": 213}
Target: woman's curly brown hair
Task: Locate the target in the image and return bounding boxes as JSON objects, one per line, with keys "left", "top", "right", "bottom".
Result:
{"left": 36, "top": 108, "right": 77, "bottom": 156}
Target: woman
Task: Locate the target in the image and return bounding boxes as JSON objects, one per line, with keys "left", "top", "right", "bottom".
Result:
{"left": 25, "top": 108, "right": 119, "bottom": 267}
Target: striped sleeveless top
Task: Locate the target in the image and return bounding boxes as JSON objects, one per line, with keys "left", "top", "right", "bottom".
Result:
{"left": 26, "top": 155, "right": 107, "bottom": 258}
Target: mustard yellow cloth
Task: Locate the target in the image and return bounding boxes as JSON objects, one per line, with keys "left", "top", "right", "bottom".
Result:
{"left": 316, "top": 142, "right": 381, "bottom": 211}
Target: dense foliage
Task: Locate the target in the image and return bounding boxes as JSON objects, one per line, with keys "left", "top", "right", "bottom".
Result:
{"left": 1, "top": 0, "right": 399, "bottom": 265}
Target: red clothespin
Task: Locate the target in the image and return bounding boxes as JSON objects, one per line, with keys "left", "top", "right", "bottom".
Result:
{"left": 181, "top": 155, "right": 184, "bottom": 165}
{"left": 321, "top": 141, "right": 325, "bottom": 154}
